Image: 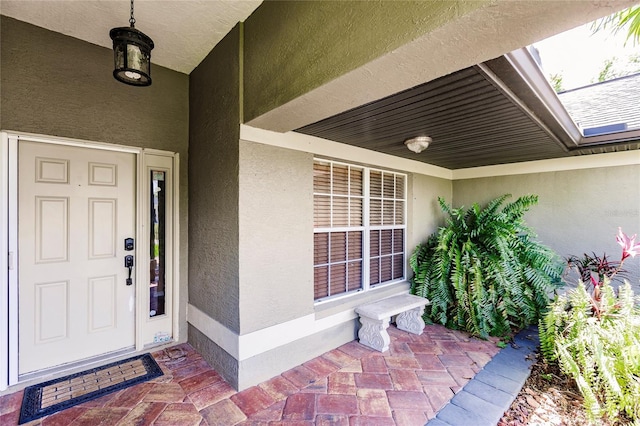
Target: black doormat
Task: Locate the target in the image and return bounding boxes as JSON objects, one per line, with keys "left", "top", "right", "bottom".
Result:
{"left": 19, "top": 353, "right": 163, "bottom": 424}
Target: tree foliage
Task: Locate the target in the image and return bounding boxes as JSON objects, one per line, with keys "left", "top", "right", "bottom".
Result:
{"left": 550, "top": 73, "right": 565, "bottom": 93}
{"left": 593, "top": 55, "right": 640, "bottom": 83}
{"left": 591, "top": 5, "right": 640, "bottom": 46}
{"left": 410, "top": 194, "right": 563, "bottom": 339}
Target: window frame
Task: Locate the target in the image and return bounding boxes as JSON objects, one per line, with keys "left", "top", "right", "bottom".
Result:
{"left": 313, "top": 158, "right": 407, "bottom": 304}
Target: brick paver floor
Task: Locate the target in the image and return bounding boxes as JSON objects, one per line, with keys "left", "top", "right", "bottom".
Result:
{"left": 0, "top": 324, "right": 501, "bottom": 425}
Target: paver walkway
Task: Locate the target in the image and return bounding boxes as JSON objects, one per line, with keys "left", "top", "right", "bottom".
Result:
{"left": 0, "top": 324, "right": 502, "bottom": 425}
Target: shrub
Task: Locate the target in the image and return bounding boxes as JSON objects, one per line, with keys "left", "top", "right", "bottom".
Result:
{"left": 410, "top": 194, "right": 563, "bottom": 339}
{"left": 540, "top": 280, "right": 640, "bottom": 423}
{"left": 539, "top": 229, "right": 640, "bottom": 424}
{"left": 565, "top": 252, "right": 627, "bottom": 286}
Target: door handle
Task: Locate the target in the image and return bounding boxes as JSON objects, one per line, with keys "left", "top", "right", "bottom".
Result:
{"left": 124, "top": 255, "right": 134, "bottom": 285}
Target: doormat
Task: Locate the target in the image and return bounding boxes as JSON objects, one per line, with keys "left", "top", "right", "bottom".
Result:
{"left": 18, "top": 353, "right": 163, "bottom": 424}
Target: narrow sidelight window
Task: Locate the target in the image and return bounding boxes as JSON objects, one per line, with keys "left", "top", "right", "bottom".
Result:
{"left": 149, "top": 170, "right": 166, "bottom": 317}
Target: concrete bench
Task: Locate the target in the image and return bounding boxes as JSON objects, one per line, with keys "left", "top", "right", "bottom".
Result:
{"left": 355, "top": 294, "right": 430, "bottom": 352}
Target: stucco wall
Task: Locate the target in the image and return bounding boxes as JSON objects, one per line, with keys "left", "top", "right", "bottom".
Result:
{"left": 187, "top": 23, "right": 243, "bottom": 387}
{"left": 452, "top": 164, "right": 640, "bottom": 290}
{"left": 188, "top": 24, "right": 241, "bottom": 333}
{"left": 0, "top": 16, "right": 190, "bottom": 341}
{"left": 238, "top": 141, "right": 314, "bottom": 333}
{"left": 242, "top": 0, "right": 489, "bottom": 123}
{"left": 408, "top": 173, "right": 452, "bottom": 252}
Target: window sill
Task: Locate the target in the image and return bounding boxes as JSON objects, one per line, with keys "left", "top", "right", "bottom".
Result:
{"left": 314, "top": 281, "right": 411, "bottom": 320}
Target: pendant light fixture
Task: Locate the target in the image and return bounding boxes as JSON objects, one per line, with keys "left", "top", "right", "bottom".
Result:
{"left": 109, "top": 0, "right": 154, "bottom": 86}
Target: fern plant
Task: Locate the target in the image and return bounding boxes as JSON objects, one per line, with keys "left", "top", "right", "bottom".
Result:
{"left": 540, "top": 228, "right": 640, "bottom": 424}
{"left": 539, "top": 279, "right": 640, "bottom": 423}
{"left": 410, "top": 194, "right": 563, "bottom": 339}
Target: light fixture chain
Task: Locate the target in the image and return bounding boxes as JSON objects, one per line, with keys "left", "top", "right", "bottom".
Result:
{"left": 129, "top": 0, "right": 136, "bottom": 27}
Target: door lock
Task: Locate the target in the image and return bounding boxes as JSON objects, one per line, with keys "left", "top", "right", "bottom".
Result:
{"left": 124, "top": 255, "right": 134, "bottom": 285}
{"left": 124, "top": 238, "right": 134, "bottom": 251}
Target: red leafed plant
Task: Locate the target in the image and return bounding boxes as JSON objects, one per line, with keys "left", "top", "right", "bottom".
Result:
{"left": 539, "top": 228, "right": 640, "bottom": 424}
{"left": 565, "top": 228, "right": 640, "bottom": 319}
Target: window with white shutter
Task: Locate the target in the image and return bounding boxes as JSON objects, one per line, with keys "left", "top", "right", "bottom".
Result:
{"left": 313, "top": 159, "right": 406, "bottom": 302}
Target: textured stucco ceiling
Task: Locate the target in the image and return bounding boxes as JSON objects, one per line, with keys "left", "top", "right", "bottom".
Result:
{"left": 0, "top": 0, "right": 263, "bottom": 75}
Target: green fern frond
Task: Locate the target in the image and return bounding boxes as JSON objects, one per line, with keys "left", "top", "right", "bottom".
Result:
{"left": 541, "top": 279, "right": 640, "bottom": 423}
{"left": 410, "top": 193, "right": 560, "bottom": 339}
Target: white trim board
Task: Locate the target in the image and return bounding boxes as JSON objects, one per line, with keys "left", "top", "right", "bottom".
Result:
{"left": 1, "top": 130, "right": 140, "bottom": 153}
{"left": 453, "top": 150, "right": 640, "bottom": 180}
{"left": 241, "top": 125, "right": 639, "bottom": 181}
{"left": 240, "top": 125, "right": 452, "bottom": 180}
{"left": 187, "top": 303, "right": 358, "bottom": 361}
{"left": 0, "top": 135, "right": 9, "bottom": 391}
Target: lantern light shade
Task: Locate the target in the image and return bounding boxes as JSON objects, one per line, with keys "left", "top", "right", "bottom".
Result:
{"left": 110, "top": 26, "right": 154, "bottom": 86}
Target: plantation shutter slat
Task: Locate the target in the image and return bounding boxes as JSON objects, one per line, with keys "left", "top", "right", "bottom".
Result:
{"left": 370, "top": 199, "right": 382, "bottom": 226}
{"left": 383, "top": 172, "right": 394, "bottom": 198}
{"left": 314, "top": 266, "right": 329, "bottom": 299}
{"left": 370, "top": 230, "right": 379, "bottom": 256}
{"left": 333, "top": 165, "right": 349, "bottom": 195}
{"left": 350, "top": 169, "right": 362, "bottom": 194}
{"left": 393, "top": 229, "right": 404, "bottom": 253}
{"left": 330, "top": 232, "right": 346, "bottom": 262}
{"left": 370, "top": 171, "right": 382, "bottom": 198}
{"left": 395, "top": 201, "right": 405, "bottom": 225}
{"left": 393, "top": 255, "right": 403, "bottom": 279}
{"left": 314, "top": 233, "right": 329, "bottom": 265}
{"left": 381, "top": 230, "right": 392, "bottom": 255}
{"left": 314, "top": 195, "right": 331, "bottom": 227}
{"left": 330, "top": 264, "right": 347, "bottom": 294}
{"left": 347, "top": 261, "right": 362, "bottom": 291}
{"left": 333, "top": 197, "right": 349, "bottom": 227}
{"left": 348, "top": 231, "right": 362, "bottom": 259}
{"left": 350, "top": 198, "right": 363, "bottom": 226}
{"left": 383, "top": 200, "right": 394, "bottom": 225}
{"left": 395, "top": 175, "right": 405, "bottom": 199}
{"left": 370, "top": 258, "right": 380, "bottom": 285}
{"left": 380, "top": 257, "right": 392, "bottom": 282}
{"left": 313, "top": 162, "right": 331, "bottom": 194}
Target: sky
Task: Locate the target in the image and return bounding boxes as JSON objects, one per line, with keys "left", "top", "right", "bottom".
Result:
{"left": 533, "top": 22, "right": 638, "bottom": 91}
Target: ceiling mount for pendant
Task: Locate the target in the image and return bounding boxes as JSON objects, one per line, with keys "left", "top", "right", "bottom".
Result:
{"left": 109, "top": 0, "right": 154, "bottom": 86}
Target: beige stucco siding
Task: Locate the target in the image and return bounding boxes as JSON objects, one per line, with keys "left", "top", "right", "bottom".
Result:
{"left": 238, "top": 141, "right": 314, "bottom": 333}
{"left": 409, "top": 173, "right": 452, "bottom": 251}
{"left": 453, "top": 164, "right": 640, "bottom": 289}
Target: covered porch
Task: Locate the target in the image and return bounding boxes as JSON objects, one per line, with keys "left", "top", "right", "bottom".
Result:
{"left": 0, "top": 324, "right": 506, "bottom": 425}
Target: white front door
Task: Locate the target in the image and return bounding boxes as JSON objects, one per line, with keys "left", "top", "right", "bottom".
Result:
{"left": 18, "top": 141, "right": 136, "bottom": 375}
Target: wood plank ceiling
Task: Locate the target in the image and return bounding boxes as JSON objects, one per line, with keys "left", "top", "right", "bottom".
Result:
{"left": 295, "top": 58, "right": 638, "bottom": 170}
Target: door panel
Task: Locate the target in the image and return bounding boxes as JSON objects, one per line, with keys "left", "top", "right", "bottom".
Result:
{"left": 19, "top": 142, "right": 136, "bottom": 374}
{"left": 35, "top": 197, "right": 69, "bottom": 263}
{"left": 89, "top": 198, "right": 117, "bottom": 259}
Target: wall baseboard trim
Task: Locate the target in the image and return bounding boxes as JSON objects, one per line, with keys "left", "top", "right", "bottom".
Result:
{"left": 187, "top": 303, "right": 359, "bottom": 361}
